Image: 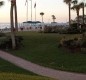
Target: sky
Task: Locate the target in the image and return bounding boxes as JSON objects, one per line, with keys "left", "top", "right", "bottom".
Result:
{"left": 0, "top": 0, "right": 86, "bottom": 23}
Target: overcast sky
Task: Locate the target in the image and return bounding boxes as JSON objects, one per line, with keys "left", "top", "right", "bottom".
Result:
{"left": 0, "top": 0, "right": 86, "bottom": 23}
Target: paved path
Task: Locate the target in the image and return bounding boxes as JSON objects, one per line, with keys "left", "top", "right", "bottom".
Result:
{"left": 0, "top": 50, "right": 86, "bottom": 80}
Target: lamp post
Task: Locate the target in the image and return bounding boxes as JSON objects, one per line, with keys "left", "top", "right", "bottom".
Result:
{"left": 26, "top": 0, "right": 28, "bottom": 21}
{"left": 25, "top": 0, "right": 32, "bottom": 21}
{"left": 31, "top": 0, "right": 32, "bottom": 21}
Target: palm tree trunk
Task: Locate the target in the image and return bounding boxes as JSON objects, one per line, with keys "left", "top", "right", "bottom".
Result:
{"left": 15, "top": 2, "right": 18, "bottom": 31}
{"left": 53, "top": 19, "right": 54, "bottom": 22}
{"left": 53, "top": 19, "right": 55, "bottom": 22}
{"left": 82, "top": 5, "right": 85, "bottom": 33}
{"left": 10, "top": 4, "right": 16, "bottom": 49}
{"left": 77, "top": 10, "right": 79, "bottom": 29}
{"left": 82, "top": 5, "right": 84, "bottom": 30}
{"left": 69, "top": 2, "right": 71, "bottom": 27}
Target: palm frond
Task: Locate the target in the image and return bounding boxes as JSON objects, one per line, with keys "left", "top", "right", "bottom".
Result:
{"left": 64, "top": 0, "right": 72, "bottom": 4}
{"left": 72, "top": 0, "right": 78, "bottom": 5}
{"left": 71, "top": 4, "right": 81, "bottom": 11}
{"left": 0, "top": 1, "right": 4, "bottom": 6}
{"left": 79, "top": 2, "right": 84, "bottom": 7}
{"left": 85, "top": 3, "right": 86, "bottom": 7}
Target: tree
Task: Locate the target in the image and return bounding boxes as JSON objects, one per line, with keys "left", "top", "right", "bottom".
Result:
{"left": 52, "top": 15, "right": 56, "bottom": 22}
{"left": 64, "top": 0, "right": 72, "bottom": 27}
{"left": 10, "top": 0, "right": 18, "bottom": 49}
{"left": 40, "top": 12, "right": 44, "bottom": 23}
{"left": 10, "top": 0, "right": 18, "bottom": 32}
{"left": 14, "top": 0, "right": 18, "bottom": 32}
{"left": 71, "top": 4, "right": 81, "bottom": 28}
{"left": 79, "top": 2, "right": 86, "bottom": 29}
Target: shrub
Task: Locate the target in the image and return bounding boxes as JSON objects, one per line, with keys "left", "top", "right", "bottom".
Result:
{"left": 58, "top": 37, "right": 81, "bottom": 52}
{"left": 44, "top": 26, "right": 59, "bottom": 33}
{"left": 81, "top": 34, "right": 86, "bottom": 48}
{"left": 67, "top": 23, "right": 81, "bottom": 34}
{"left": 58, "top": 29, "right": 68, "bottom": 34}
{"left": 44, "top": 26, "right": 52, "bottom": 33}
{"left": 81, "top": 24, "right": 86, "bottom": 33}
{"left": 0, "top": 36, "right": 23, "bottom": 50}
{"left": 0, "top": 32, "right": 5, "bottom": 37}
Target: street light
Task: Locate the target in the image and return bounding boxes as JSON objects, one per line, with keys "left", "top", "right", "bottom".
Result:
{"left": 25, "top": 0, "right": 32, "bottom": 21}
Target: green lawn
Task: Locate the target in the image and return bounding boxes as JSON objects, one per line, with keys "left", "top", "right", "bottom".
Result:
{"left": 7, "top": 31, "right": 86, "bottom": 73}
{"left": 0, "top": 58, "right": 34, "bottom": 75}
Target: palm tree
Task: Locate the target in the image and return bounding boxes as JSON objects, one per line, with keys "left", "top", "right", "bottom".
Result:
{"left": 10, "top": 0, "right": 18, "bottom": 49}
{"left": 10, "top": 0, "right": 18, "bottom": 32}
{"left": 10, "top": 0, "right": 16, "bottom": 49}
{"left": 79, "top": 2, "right": 86, "bottom": 26}
{"left": 40, "top": 12, "right": 44, "bottom": 23}
{"left": 15, "top": 0, "right": 18, "bottom": 32}
{"left": 64, "top": 0, "right": 72, "bottom": 27}
{"left": 52, "top": 15, "right": 56, "bottom": 22}
{"left": 71, "top": 4, "right": 81, "bottom": 27}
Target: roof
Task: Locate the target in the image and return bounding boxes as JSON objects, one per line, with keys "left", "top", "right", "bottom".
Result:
{"left": 23, "top": 21, "right": 41, "bottom": 24}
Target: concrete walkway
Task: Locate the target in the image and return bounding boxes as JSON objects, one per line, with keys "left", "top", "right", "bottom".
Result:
{"left": 0, "top": 50, "right": 86, "bottom": 80}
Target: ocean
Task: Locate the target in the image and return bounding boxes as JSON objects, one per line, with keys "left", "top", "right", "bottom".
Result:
{"left": 0, "top": 22, "right": 44, "bottom": 32}
{"left": 0, "top": 23, "right": 24, "bottom": 29}
{"left": 0, "top": 22, "right": 68, "bottom": 29}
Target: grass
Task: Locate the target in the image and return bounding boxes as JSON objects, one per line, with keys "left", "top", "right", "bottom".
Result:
{"left": 0, "top": 58, "right": 54, "bottom": 80}
{"left": 0, "top": 58, "right": 34, "bottom": 75}
{"left": 6, "top": 31, "right": 86, "bottom": 73}
{"left": 0, "top": 73, "right": 54, "bottom": 80}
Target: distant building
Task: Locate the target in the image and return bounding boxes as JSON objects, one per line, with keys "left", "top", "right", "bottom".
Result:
{"left": 22, "top": 21, "right": 44, "bottom": 31}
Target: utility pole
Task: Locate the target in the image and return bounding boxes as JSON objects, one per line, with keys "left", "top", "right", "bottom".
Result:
{"left": 31, "top": 0, "right": 32, "bottom": 21}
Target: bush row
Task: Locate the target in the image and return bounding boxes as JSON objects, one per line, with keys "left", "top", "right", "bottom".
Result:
{"left": 43, "top": 23, "right": 86, "bottom": 34}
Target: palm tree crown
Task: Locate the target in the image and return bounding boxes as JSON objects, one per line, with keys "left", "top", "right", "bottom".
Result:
{"left": 64, "top": 0, "right": 72, "bottom": 4}
{"left": 0, "top": 1, "right": 4, "bottom": 7}
{"left": 72, "top": 0, "right": 77, "bottom": 5}
{"left": 52, "top": 15, "right": 56, "bottom": 22}
{"left": 40, "top": 12, "right": 44, "bottom": 23}
{"left": 71, "top": 4, "right": 81, "bottom": 11}
{"left": 71, "top": 3, "right": 81, "bottom": 28}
